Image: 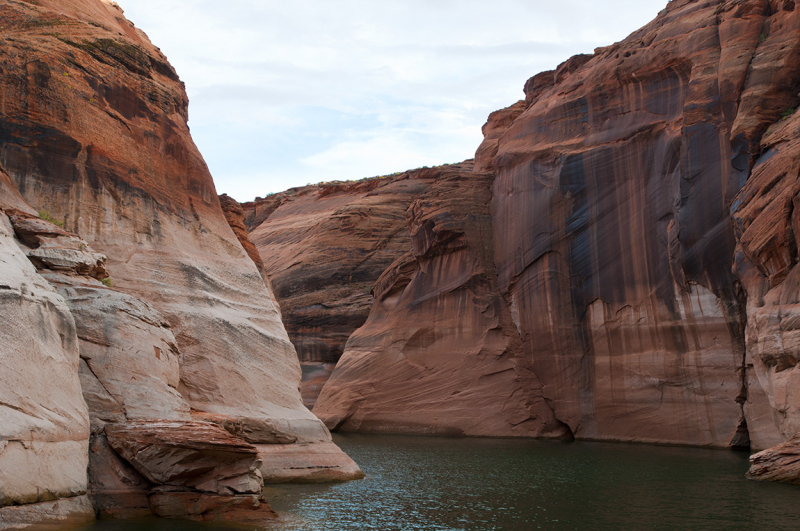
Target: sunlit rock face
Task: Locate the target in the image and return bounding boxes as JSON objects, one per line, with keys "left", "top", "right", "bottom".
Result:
{"left": 0, "top": 208, "right": 92, "bottom": 526}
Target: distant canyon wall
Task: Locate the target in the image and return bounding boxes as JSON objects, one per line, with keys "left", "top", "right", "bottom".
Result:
{"left": 246, "top": 0, "right": 800, "bottom": 450}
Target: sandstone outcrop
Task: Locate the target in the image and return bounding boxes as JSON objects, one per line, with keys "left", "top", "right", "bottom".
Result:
{"left": 46, "top": 273, "right": 189, "bottom": 424}
{"left": 731, "top": 47, "right": 800, "bottom": 450}
{"left": 314, "top": 162, "right": 569, "bottom": 437}
{"left": 0, "top": 211, "right": 90, "bottom": 516}
{"left": 105, "top": 421, "right": 263, "bottom": 495}
{"left": 0, "top": 0, "right": 363, "bottom": 525}
{"left": 747, "top": 436, "right": 800, "bottom": 484}
{"left": 0, "top": 0, "right": 332, "bottom": 443}
{"left": 243, "top": 171, "right": 439, "bottom": 406}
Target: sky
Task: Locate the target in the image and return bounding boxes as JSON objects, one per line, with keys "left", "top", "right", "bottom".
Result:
{"left": 119, "top": 0, "right": 668, "bottom": 200}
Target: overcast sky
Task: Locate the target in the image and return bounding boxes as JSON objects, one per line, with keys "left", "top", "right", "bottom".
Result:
{"left": 119, "top": 0, "right": 667, "bottom": 200}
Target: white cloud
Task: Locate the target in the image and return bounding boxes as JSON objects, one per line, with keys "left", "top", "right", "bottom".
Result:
{"left": 118, "top": 0, "right": 668, "bottom": 198}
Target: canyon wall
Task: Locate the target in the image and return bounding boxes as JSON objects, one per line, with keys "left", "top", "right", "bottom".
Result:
{"left": 242, "top": 171, "right": 438, "bottom": 406}
{"left": 0, "top": 0, "right": 361, "bottom": 526}
{"left": 312, "top": 162, "right": 570, "bottom": 437}
{"left": 248, "top": 0, "right": 800, "bottom": 451}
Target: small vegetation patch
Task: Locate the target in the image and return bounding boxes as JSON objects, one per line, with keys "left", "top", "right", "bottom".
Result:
{"left": 781, "top": 107, "right": 796, "bottom": 120}
{"left": 38, "top": 209, "right": 64, "bottom": 228}
{"left": 100, "top": 277, "right": 113, "bottom": 287}
{"left": 759, "top": 33, "right": 767, "bottom": 42}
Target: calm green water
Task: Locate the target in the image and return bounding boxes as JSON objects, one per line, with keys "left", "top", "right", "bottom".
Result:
{"left": 83, "top": 434, "right": 800, "bottom": 531}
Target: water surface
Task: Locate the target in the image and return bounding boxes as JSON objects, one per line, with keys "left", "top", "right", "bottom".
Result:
{"left": 84, "top": 434, "right": 800, "bottom": 530}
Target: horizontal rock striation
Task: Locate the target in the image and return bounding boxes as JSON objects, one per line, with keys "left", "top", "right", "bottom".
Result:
{"left": 243, "top": 171, "right": 439, "bottom": 406}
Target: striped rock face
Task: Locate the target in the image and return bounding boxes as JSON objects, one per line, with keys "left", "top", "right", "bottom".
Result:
{"left": 287, "top": 0, "right": 800, "bottom": 452}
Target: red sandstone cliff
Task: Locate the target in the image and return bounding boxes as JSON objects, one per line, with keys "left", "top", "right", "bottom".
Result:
{"left": 0, "top": 0, "right": 360, "bottom": 526}
{"left": 247, "top": 0, "right": 800, "bottom": 453}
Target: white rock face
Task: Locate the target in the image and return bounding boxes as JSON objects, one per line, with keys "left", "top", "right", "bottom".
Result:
{"left": 93, "top": 211, "right": 332, "bottom": 444}
{"left": 45, "top": 273, "right": 191, "bottom": 424}
{"left": 0, "top": 213, "right": 90, "bottom": 507}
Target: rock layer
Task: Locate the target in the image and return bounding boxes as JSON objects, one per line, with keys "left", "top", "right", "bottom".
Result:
{"left": 105, "top": 421, "right": 263, "bottom": 495}
{"left": 0, "top": 0, "right": 326, "bottom": 443}
{"left": 244, "top": 171, "right": 438, "bottom": 406}
{"left": 747, "top": 436, "right": 800, "bottom": 483}
{"left": 0, "top": 0, "right": 363, "bottom": 525}
{"left": 0, "top": 211, "right": 90, "bottom": 510}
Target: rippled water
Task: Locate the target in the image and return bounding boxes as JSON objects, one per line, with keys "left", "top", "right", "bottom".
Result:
{"left": 83, "top": 434, "right": 800, "bottom": 531}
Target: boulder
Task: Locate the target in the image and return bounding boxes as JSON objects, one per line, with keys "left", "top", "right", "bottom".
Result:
{"left": 747, "top": 437, "right": 800, "bottom": 484}
{"left": 105, "top": 421, "right": 263, "bottom": 495}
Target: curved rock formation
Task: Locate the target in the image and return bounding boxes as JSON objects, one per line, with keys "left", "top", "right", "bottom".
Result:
{"left": 0, "top": 0, "right": 362, "bottom": 526}
{"left": 313, "top": 162, "right": 569, "bottom": 437}
{"left": 243, "top": 171, "right": 438, "bottom": 406}
{"left": 1, "top": 0, "right": 323, "bottom": 441}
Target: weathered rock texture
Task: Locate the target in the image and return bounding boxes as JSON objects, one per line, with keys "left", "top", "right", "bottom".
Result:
{"left": 0, "top": 211, "right": 90, "bottom": 511}
{"left": 747, "top": 436, "right": 800, "bottom": 483}
{"left": 0, "top": 0, "right": 324, "bottom": 443}
{"left": 254, "top": 0, "right": 800, "bottom": 452}
{"left": 105, "top": 421, "right": 263, "bottom": 495}
{"left": 732, "top": 56, "right": 800, "bottom": 450}
{"left": 243, "top": 171, "right": 439, "bottom": 406}
{"left": 0, "top": 0, "right": 363, "bottom": 525}
{"left": 486, "top": 0, "right": 800, "bottom": 448}
{"left": 313, "top": 162, "right": 569, "bottom": 437}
